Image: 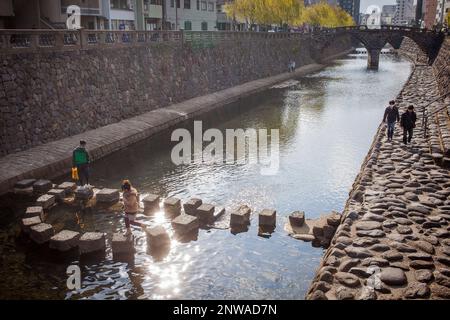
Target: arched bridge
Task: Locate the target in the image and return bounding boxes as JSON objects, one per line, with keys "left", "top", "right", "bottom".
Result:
{"left": 311, "top": 25, "right": 445, "bottom": 69}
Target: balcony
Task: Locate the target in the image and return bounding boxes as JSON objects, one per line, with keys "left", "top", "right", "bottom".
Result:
{"left": 144, "top": 4, "right": 163, "bottom": 19}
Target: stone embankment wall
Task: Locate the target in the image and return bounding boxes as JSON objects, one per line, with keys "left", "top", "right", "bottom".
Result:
{"left": 431, "top": 37, "right": 450, "bottom": 96}
{"left": 0, "top": 35, "right": 352, "bottom": 156}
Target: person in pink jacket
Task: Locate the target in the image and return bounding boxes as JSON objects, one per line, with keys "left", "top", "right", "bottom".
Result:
{"left": 121, "top": 180, "right": 146, "bottom": 235}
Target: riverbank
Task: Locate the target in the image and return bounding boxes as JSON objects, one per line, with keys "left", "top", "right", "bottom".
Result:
{"left": 306, "top": 50, "right": 450, "bottom": 299}
{"left": 0, "top": 49, "right": 353, "bottom": 196}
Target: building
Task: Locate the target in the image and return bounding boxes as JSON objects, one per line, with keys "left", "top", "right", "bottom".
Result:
{"left": 381, "top": 5, "right": 396, "bottom": 25}
{"left": 165, "top": 0, "right": 217, "bottom": 31}
{"left": 435, "top": 0, "right": 450, "bottom": 26}
{"left": 0, "top": 0, "right": 14, "bottom": 29}
{"left": 135, "top": 0, "right": 163, "bottom": 30}
{"left": 415, "top": 0, "right": 424, "bottom": 27}
{"left": 424, "top": 0, "right": 438, "bottom": 28}
{"left": 393, "top": 0, "right": 415, "bottom": 26}
{"left": 337, "top": 0, "right": 360, "bottom": 23}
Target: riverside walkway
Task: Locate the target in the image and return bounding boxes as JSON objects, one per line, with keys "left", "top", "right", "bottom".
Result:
{"left": 306, "top": 63, "right": 450, "bottom": 299}
{"left": 0, "top": 61, "right": 343, "bottom": 196}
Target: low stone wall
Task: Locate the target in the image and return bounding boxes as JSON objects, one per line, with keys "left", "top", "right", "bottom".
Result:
{"left": 0, "top": 35, "right": 352, "bottom": 156}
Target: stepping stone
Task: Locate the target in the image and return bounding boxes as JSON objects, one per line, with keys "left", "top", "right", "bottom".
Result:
{"left": 33, "top": 179, "right": 52, "bottom": 195}
{"left": 380, "top": 267, "right": 407, "bottom": 286}
{"left": 172, "top": 214, "right": 199, "bottom": 234}
{"left": 259, "top": 209, "right": 276, "bottom": 228}
{"left": 213, "top": 207, "right": 226, "bottom": 220}
{"left": 21, "top": 216, "right": 41, "bottom": 234}
{"left": 75, "top": 186, "right": 93, "bottom": 201}
{"left": 289, "top": 211, "right": 305, "bottom": 227}
{"left": 327, "top": 212, "right": 341, "bottom": 227}
{"left": 163, "top": 197, "right": 181, "bottom": 217}
{"left": 25, "top": 206, "right": 43, "bottom": 219}
{"left": 14, "top": 186, "right": 33, "bottom": 196}
{"left": 96, "top": 188, "right": 120, "bottom": 204}
{"left": 183, "top": 198, "right": 202, "bottom": 216}
{"left": 112, "top": 233, "right": 134, "bottom": 254}
{"left": 142, "top": 194, "right": 160, "bottom": 214}
{"left": 47, "top": 189, "right": 66, "bottom": 201}
{"left": 29, "top": 223, "right": 54, "bottom": 244}
{"left": 49, "top": 230, "right": 80, "bottom": 252}
{"left": 146, "top": 226, "right": 170, "bottom": 248}
{"left": 78, "top": 232, "right": 106, "bottom": 254}
{"left": 14, "top": 179, "right": 36, "bottom": 189}
{"left": 230, "top": 205, "right": 251, "bottom": 226}
{"left": 196, "top": 203, "right": 215, "bottom": 224}
{"left": 57, "top": 182, "right": 77, "bottom": 194}
{"left": 36, "top": 194, "right": 56, "bottom": 209}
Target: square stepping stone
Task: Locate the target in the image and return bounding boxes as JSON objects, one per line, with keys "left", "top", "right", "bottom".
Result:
{"left": 164, "top": 197, "right": 181, "bottom": 217}
{"left": 213, "top": 207, "right": 226, "bottom": 220}
{"left": 29, "top": 223, "right": 54, "bottom": 244}
{"left": 47, "top": 189, "right": 66, "bottom": 201}
{"left": 230, "top": 205, "right": 251, "bottom": 226}
{"left": 112, "top": 233, "right": 134, "bottom": 254}
{"left": 25, "top": 206, "right": 43, "bottom": 219}
{"left": 36, "top": 194, "right": 56, "bottom": 209}
{"left": 14, "top": 186, "right": 33, "bottom": 196}
{"left": 49, "top": 230, "right": 80, "bottom": 252}
{"left": 58, "top": 182, "right": 77, "bottom": 194}
{"left": 183, "top": 198, "right": 202, "bottom": 216}
{"left": 33, "top": 179, "right": 52, "bottom": 194}
{"left": 75, "top": 186, "right": 94, "bottom": 201}
{"left": 172, "top": 214, "right": 199, "bottom": 234}
{"left": 289, "top": 211, "right": 305, "bottom": 227}
{"left": 21, "top": 216, "right": 41, "bottom": 234}
{"left": 146, "top": 226, "right": 170, "bottom": 248}
{"left": 96, "top": 188, "right": 120, "bottom": 203}
{"left": 196, "top": 203, "right": 215, "bottom": 224}
{"left": 142, "top": 194, "right": 160, "bottom": 214}
{"left": 14, "top": 179, "right": 36, "bottom": 189}
{"left": 259, "top": 209, "right": 276, "bottom": 227}
{"left": 79, "top": 232, "right": 106, "bottom": 254}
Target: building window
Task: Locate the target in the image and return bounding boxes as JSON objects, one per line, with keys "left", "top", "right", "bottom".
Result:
{"left": 177, "top": 0, "right": 181, "bottom": 8}
{"left": 201, "top": 21, "right": 207, "bottom": 30}
{"left": 197, "top": 0, "right": 200, "bottom": 10}
{"left": 184, "top": 21, "right": 192, "bottom": 30}
{"left": 171, "top": 0, "right": 174, "bottom": 7}
{"left": 201, "top": 1, "right": 207, "bottom": 10}
{"left": 184, "top": 0, "right": 190, "bottom": 9}
{"left": 208, "top": 2, "right": 214, "bottom": 11}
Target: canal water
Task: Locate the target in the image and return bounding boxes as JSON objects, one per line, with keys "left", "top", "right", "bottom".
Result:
{"left": 0, "top": 53, "right": 412, "bottom": 299}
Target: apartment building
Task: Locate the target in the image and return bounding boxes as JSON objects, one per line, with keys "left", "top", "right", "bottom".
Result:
{"left": 165, "top": 0, "right": 217, "bottom": 31}
{"left": 393, "top": 0, "right": 415, "bottom": 26}
{"left": 435, "top": 0, "right": 450, "bottom": 26}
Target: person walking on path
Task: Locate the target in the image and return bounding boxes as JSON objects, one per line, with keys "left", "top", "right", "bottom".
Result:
{"left": 400, "top": 105, "right": 417, "bottom": 145}
{"left": 383, "top": 100, "right": 400, "bottom": 141}
{"left": 121, "top": 180, "right": 146, "bottom": 236}
{"left": 72, "top": 140, "right": 91, "bottom": 186}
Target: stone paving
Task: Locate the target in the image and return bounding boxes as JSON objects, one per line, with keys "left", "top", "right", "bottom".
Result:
{"left": 306, "top": 64, "right": 450, "bottom": 300}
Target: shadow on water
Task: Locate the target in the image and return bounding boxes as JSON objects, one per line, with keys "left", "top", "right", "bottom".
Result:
{"left": 0, "top": 54, "right": 413, "bottom": 299}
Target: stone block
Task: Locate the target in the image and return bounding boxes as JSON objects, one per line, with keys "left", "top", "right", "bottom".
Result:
{"left": 230, "top": 205, "right": 251, "bottom": 226}
{"left": 183, "top": 198, "right": 202, "bottom": 216}
{"left": 25, "top": 206, "right": 43, "bottom": 219}
{"left": 33, "top": 179, "right": 52, "bottom": 194}
{"left": 96, "top": 188, "right": 120, "bottom": 203}
{"left": 29, "top": 223, "right": 54, "bottom": 244}
{"left": 112, "top": 233, "right": 134, "bottom": 254}
{"left": 163, "top": 197, "right": 181, "bottom": 217}
{"left": 75, "top": 186, "right": 94, "bottom": 201}
{"left": 146, "top": 226, "right": 170, "bottom": 248}
{"left": 142, "top": 194, "right": 160, "bottom": 214}
{"left": 14, "top": 179, "right": 36, "bottom": 189}
{"left": 289, "top": 211, "right": 305, "bottom": 227}
{"left": 172, "top": 214, "right": 199, "bottom": 234}
{"left": 21, "top": 216, "right": 41, "bottom": 234}
{"left": 57, "top": 182, "right": 77, "bottom": 194}
{"left": 49, "top": 230, "right": 80, "bottom": 252}
{"left": 36, "top": 194, "right": 56, "bottom": 209}
{"left": 14, "top": 187, "right": 33, "bottom": 196}
{"left": 259, "top": 209, "right": 276, "bottom": 228}
{"left": 196, "top": 203, "right": 215, "bottom": 224}
{"left": 47, "top": 189, "right": 66, "bottom": 201}
{"left": 213, "top": 207, "right": 226, "bottom": 220}
{"left": 79, "top": 232, "right": 106, "bottom": 254}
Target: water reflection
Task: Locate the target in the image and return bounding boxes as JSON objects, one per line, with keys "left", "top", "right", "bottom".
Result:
{"left": 0, "top": 54, "right": 412, "bottom": 299}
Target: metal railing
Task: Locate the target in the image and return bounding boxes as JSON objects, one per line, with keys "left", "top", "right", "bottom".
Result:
{"left": 421, "top": 91, "right": 450, "bottom": 138}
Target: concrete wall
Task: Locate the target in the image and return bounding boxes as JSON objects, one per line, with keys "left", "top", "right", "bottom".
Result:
{"left": 0, "top": 35, "right": 352, "bottom": 156}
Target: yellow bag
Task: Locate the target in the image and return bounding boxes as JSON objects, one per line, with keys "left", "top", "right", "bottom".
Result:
{"left": 71, "top": 167, "right": 79, "bottom": 181}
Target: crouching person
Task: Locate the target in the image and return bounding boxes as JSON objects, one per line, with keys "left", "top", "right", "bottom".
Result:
{"left": 122, "top": 180, "right": 146, "bottom": 235}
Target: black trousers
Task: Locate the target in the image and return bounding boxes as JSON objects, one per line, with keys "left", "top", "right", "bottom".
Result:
{"left": 76, "top": 164, "right": 89, "bottom": 186}
{"left": 403, "top": 127, "right": 413, "bottom": 144}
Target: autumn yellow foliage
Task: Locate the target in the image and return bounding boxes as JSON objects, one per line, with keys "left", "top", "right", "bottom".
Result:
{"left": 224, "top": 0, "right": 355, "bottom": 28}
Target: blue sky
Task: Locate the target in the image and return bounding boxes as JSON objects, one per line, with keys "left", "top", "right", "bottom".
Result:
{"left": 360, "top": 0, "right": 397, "bottom": 13}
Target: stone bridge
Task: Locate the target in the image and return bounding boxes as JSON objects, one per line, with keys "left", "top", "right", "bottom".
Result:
{"left": 312, "top": 26, "right": 445, "bottom": 69}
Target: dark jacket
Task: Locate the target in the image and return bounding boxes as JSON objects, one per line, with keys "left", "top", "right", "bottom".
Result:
{"left": 383, "top": 106, "right": 400, "bottom": 123}
{"left": 72, "top": 146, "right": 90, "bottom": 167}
{"left": 400, "top": 111, "right": 417, "bottom": 129}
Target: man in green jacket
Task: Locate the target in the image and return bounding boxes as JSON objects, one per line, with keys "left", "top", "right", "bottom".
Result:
{"left": 72, "top": 140, "right": 91, "bottom": 186}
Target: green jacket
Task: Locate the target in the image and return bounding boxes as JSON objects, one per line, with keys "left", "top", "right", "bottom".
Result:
{"left": 72, "top": 146, "right": 90, "bottom": 166}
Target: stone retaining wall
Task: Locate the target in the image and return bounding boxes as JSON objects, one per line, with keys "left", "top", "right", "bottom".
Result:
{"left": 431, "top": 37, "right": 450, "bottom": 96}
{"left": 0, "top": 36, "right": 352, "bottom": 156}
